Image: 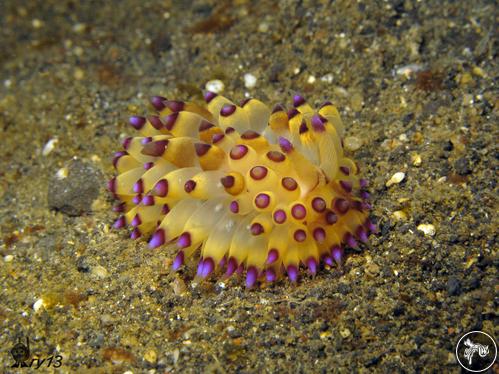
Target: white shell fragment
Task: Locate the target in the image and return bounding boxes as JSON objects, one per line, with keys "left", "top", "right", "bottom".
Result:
{"left": 205, "top": 80, "right": 224, "bottom": 94}
{"left": 42, "top": 138, "right": 59, "bottom": 156}
{"left": 386, "top": 172, "right": 406, "bottom": 187}
{"left": 417, "top": 223, "right": 436, "bottom": 237}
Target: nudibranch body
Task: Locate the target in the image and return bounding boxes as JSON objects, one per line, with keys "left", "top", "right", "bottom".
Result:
{"left": 109, "top": 92, "right": 376, "bottom": 287}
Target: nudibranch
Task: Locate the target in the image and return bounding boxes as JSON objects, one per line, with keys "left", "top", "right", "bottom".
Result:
{"left": 108, "top": 92, "right": 376, "bottom": 287}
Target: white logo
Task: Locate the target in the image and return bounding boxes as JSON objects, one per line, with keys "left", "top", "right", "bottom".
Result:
{"left": 456, "top": 331, "right": 497, "bottom": 372}
{"left": 463, "top": 338, "right": 490, "bottom": 365}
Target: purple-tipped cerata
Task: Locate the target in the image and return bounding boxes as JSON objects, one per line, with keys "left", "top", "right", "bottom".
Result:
{"left": 148, "top": 229, "right": 165, "bottom": 249}
{"left": 109, "top": 92, "right": 375, "bottom": 287}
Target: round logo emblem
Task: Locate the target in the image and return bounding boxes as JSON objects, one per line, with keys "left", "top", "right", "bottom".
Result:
{"left": 455, "top": 330, "right": 497, "bottom": 372}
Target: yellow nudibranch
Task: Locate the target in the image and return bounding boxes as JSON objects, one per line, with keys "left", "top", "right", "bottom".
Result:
{"left": 109, "top": 92, "right": 376, "bottom": 287}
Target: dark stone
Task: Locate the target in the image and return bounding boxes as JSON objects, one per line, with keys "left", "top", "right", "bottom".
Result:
{"left": 447, "top": 276, "right": 462, "bottom": 296}
{"left": 393, "top": 304, "right": 405, "bottom": 317}
{"left": 76, "top": 256, "right": 91, "bottom": 273}
{"left": 454, "top": 157, "right": 472, "bottom": 175}
{"left": 442, "top": 140, "right": 453, "bottom": 151}
{"left": 48, "top": 159, "right": 103, "bottom": 216}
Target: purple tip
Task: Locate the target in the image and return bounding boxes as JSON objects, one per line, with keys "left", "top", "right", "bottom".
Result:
{"left": 148, "top": 115, "right": 164, "bottom": 130}
{"left": 287, "top": 108, "right": 300, "bottom": 119}
{"left": 219, "top": 256, "right": 227, "bottom": 268}
{"left": 131, "top": 214, "right": 142, "bottom": 227}
{"left": 331, "top": 246, "right": 343, "bottom": 264}
{"left": 184, "top": 180, "right": 196, "bottom": 193}
{"left": 340, "top": 166, "right": 350, "bottom": 176}
{"left": 144, "top": 162, "right": 154, "bottom": 170}
{"left": 172, "top": 251, "right": 184, "bottom": 271}
{"left": 266, "top": 269, "right": 276, "bottom": 282}
{"left": 319, "top": 101, "right": 333, "bottom": 109}
{"left": 225, "top": 257, "right": 237, "bottom": 277}
{"left": 141, "top": 140, "right": 168, "bottom": 157}
{"left": 366, "top": 219, "right": 378, "bottom": 234}
{"left": 177, "top": 232, "right": 191, "bottom": 248}
{"left": 129, "top": 115, "right": 146, "bottom": 130}
{"left": 165, "top": 100, "right": 184, "bottom": 113}
{"left": 293, "top": 229, "right": 307, "bottom": 242}
{"left": 200, "top": 257, "right": 215, "bottom": 278}
{"left": 196, "top": 259, "right": 205, "bottom": 277}
{"left": 359, "top": 178, "right": 369, "bottom": 188}
{"left": 141, "top": 136, "right": 152, "bottom": 145}
{"left": 334, "top": 198, "right": 350, "bottom": 214}
{"left": 212, "top": 133, "right": 225, "bottom": 144}
{"left": 266, "top": 249, "right": 279, "bottom": 264}
{"left": 220, "top": 104, "right": 237, "bottom": 117}
{"left": 293, "top": 94, "right": 306, "bottom": 107}
{"left": 306, "top": 257, "right": 318, "bottom": 275}
{"left": 323, "top": 255, "right": 334, "bottom": 267}
{"left": 133, "top": 179, "right": 144, "bottom": 194}
{"left": 142, "top": 195, "right": 154, "bottom": 206}
{"left": 313, "top": 228, "right": 326, "bottom": 243}
{"left": 163, "top": 112, "right": 178, "bottom": 130}
{"left": 112, "top": 151, "right": 126, "bottom": 169}
{"left": 298, "top": 121, "right": 308, "bottom": 134}
{"left": 246, "top": 266, "right": 258, "bottom": 288}
{"left": 107, "top": 177, "right": 116, "bottom": 193}
{"left": 360, "top": 191, "right": 370, "bottom": 200}
{"left": 132, "top": 194, "right": 142, "bottom": 205}
{"left": 250, "top": 223, "right": 264, "bottom": 235}
{"left": 150, "top": 96, "right": 167, "bottom": 111}
{"left": 278, "top": 137, "right": 293, "bottom": 153}
{"left": 154, "top": 179, "right": 168, "bottom": 197}
{"left": 325, "top": 210, "right": 338, "bottom": 225}
{"left": 113, "top": 216, "right": 126, "bottom": 229}
{"left": 357, "top": 227, "right": 369, "bottom": 243}
{"left": 340, "top": 180, "right": 352, "bottom": 193}
{"left": 311, "top": 114, "right": 326, "bottom": 132}
{"left": 254, "top": 193, "right": 270, "bottom": 209}
{"left": 287, "top": 265, "right": 298, "bottom": 283}
{"left": 148, "top": 229, "right": 165, "bottom": 249}
{"left": 204, "top": 91, "right": 217, "bottom": 103}
{"left": 130, "top": 228, "right": 141, "bottom": 239}
{"left": 230, "top": 201, "right": 239, "bottom": 214}
{"left": 273, "top": 209, "right": 287, "bottom": 224}
{"left": 112, "top": 203, "right": 125, "bottom": 213}
{"left": 122, "top": 137, "right": 132, "bottom": 150}
{"left": 345, "top": 233, "right": 358, "bottom": 248}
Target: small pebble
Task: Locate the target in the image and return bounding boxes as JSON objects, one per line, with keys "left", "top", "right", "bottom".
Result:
{"left": 447, "top": 277, "right": 462, "bottom": 296}
{"left": 33, "top": 298, "right": 44, "bottom": 312}
{"left": 339, "top": 327, "right": 351, "bottom": 338}
{"left": 350, "top": 92, "right": 363, "bottom": 112}
{"left": 243, "top": 73, "right": 257, "bottom": 89}
{"left": 4, "top": 255, "right": 14, "bottom": 262}
{"left": 391, "top": 210, "right": 408, "bottom": 221}
{"left": 343, "top": 136, "right": 363, "bottom": 152}
{"left": 365, "top": 263, "right": 380, "bottom": 276}
{"left": 417, "top": 223, "right": 435, "bottom": 237}
{"left": 205, "top": 80, "right": 224, "bottom": 93}
{"left": 386, "top": 172, "right": 405, "bottom": 187}
{"left": 91, "top": 265, "right": 108, "bottom": 278}
{"left": 411, "top": 153, "right": 422, "bottom": 166}
{"left": 42, "top": 138, "right": 58, "bottom": 156}
{"left": 55, "top": 167, "right": 69, "bottom": 180}
{"left": 258, "top": 22, "right": 269, "bottom": 33}
{"left": 320, "top": 73, "right": 334, "bottom": 83}
{"left": 144, "top": 349, "right": 157, "bottom": 364}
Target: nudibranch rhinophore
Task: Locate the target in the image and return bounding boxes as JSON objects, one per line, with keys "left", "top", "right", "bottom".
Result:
{"left": 108, "top": 92, "right": 376, "bottom": 288}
